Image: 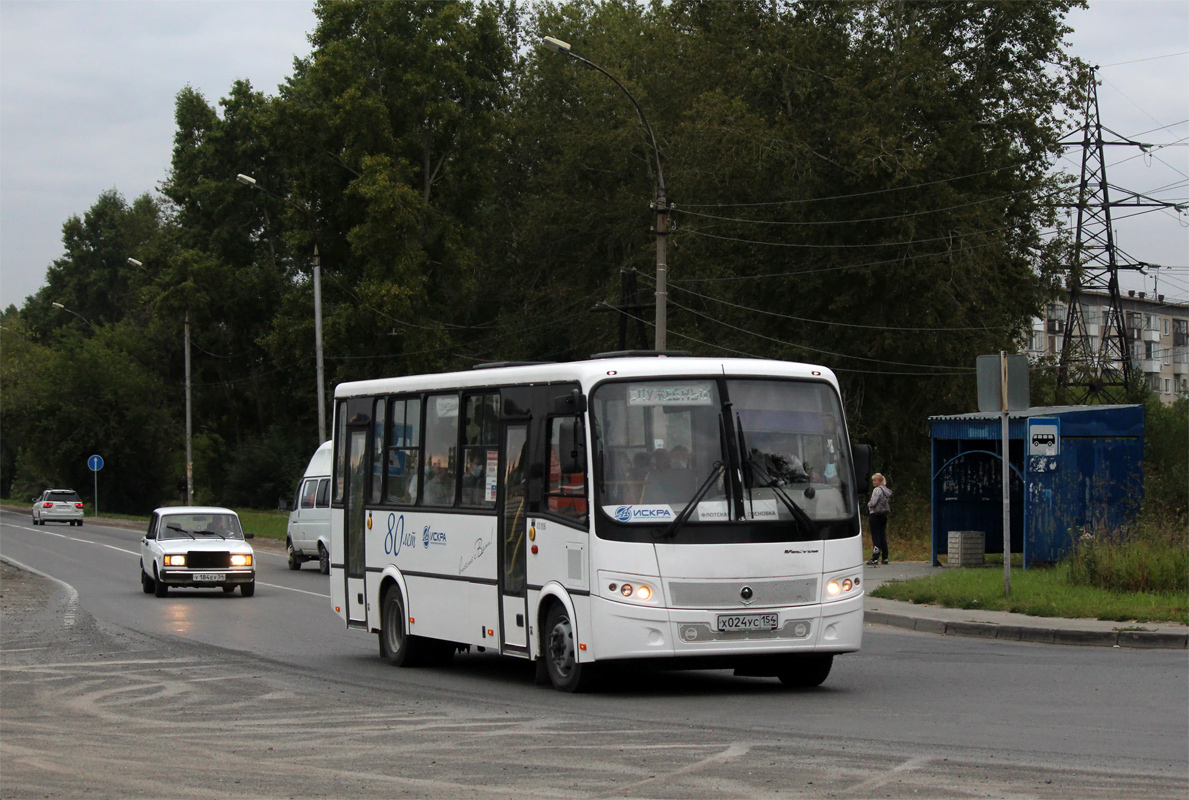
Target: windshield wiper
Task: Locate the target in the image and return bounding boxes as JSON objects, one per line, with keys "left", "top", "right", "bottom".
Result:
{"left": 165, "top": 523, "right": 196, "bottom": 540}
{"left": 742, "top": 451, "right": 816, "bottom": 536}
{"left": 659, "top": 461, "right": 725, "bottom": 539}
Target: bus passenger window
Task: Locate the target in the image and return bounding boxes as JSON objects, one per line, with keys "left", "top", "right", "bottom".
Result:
{"left": 423, "top": 394, "right": 459, "bottom": 506}
{"left": 546, "top": 416, "right": 587, "bottom": 520}
{"left": 460, "top": 394, "right": 500, "bottom": 508}
{"left": 386, "top": 397, "right": 421, "bottom": 505}
{"left": 300, "top": 480, "right": 317, "bottom": 509}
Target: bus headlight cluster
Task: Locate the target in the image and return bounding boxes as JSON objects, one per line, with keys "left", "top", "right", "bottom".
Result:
{"left": 600, "top": 573, "right": 660, "bottom": 605}
{"left": 825, "top": 575, "right": 861, "bottom": 599}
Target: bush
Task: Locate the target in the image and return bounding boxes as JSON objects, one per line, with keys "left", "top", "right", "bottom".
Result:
{"left": 1064, "top": 517, "right": 1188, "bottom": 595}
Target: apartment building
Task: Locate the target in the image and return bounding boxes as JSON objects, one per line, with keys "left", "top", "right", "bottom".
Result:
{"left": 1027, "top": 289, "right": 1189, "bottom": 403}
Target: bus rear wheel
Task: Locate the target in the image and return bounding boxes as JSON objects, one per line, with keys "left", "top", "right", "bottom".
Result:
{"left": 543, "top": 603, "right": 595, "bottom": 692}
{"left": 777, "top": 654, "right": 834, "bottom": 688}
{"left": 380, "top": 585, "right": 431, "bottom": 667}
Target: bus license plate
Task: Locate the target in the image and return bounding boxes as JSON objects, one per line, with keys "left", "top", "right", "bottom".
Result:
{"left": 717, "top": 613, "right": 778, "bottom": 632}
{"left": 194, "top": 572, "right": 224, "bottom": 582}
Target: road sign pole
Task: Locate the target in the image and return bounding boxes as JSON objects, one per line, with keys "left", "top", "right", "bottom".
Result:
{"left": 88, "top": 455, "right": 104, "bottom": 518}
{"left": 1001, "top": 352, "right": 1011, "bottom": 597}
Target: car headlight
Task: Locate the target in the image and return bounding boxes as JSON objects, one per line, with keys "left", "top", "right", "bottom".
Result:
{"left": 164, "top": 554, "right": 186, "bottom": 567}
{"left": 230, "top": 554, "right": 252, "bottom": 567}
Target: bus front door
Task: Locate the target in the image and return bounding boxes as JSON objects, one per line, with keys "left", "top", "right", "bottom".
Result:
{"left": 499, "top": 423, "right": 529, "bottom": 651}
{"left": 344, "top": 427, "right": 368, "bottom": 627}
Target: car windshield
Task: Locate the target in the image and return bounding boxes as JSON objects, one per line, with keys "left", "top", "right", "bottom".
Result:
{"left": 592, "top": 377, "right": 853, "bottom": 527}
{"left": 159, "top": 513, "right": 244, "bottom": 540}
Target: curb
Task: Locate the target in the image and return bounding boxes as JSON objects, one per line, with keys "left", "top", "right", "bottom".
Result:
{"left": 864, "top": 609, "right": 1189, "bottom": 650}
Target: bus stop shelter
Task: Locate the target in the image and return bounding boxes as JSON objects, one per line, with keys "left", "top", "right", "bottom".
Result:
{"left": 929, "top": 405, "right": 1144, "bottom": 567}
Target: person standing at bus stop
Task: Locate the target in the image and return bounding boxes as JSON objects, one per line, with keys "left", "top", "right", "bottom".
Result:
{"left": 867, "top": 473, "right": 892, "bottom": 565}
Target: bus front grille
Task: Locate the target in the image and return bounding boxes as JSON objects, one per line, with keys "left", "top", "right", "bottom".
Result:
{"left": 667, "top": 578, "right": 818, "bottom": 608}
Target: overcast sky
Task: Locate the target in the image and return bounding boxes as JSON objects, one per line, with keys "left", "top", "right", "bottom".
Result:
{"left": 2, "top": 0, "right": 1187, "bottom": 311}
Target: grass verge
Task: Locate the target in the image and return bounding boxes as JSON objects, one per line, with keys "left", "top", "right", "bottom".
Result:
{"left": 871, "top": 565, "right": 1188, "bottom": 624}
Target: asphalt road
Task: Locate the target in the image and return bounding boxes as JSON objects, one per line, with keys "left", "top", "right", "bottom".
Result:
{"left": 2, "top": 509, "right": 1186, "bottom": 798}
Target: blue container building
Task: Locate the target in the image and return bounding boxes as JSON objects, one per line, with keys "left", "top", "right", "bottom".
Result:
{"left": 929, "top": 405, "right": 1144, "bottom": 567}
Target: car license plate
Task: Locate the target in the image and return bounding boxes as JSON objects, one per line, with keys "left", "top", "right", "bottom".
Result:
{"left": 717, "top": 613, "right": 778, "bottom": 632}
{"left": 194, "top": 572, "right": 224, "bottom": 582}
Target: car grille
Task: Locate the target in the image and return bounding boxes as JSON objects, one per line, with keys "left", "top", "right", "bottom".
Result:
{"left": 187, "top": 552, "right": 232, "bottom": 569}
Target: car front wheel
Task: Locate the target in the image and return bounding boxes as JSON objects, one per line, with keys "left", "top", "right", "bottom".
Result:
{"left": 240, "top": 580, "right": 255, "bottom": 597}
{"left": 140, "top": 564, "right": 155, "bottom": 594}
{"left": 153, "top": 566, "right": 168, "bottom": 597}
{"left": 318, "top": 544, "right": 330, "bottom": 575}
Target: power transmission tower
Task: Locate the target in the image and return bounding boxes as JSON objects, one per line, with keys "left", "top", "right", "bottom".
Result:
{"left": 1056, "top": 68, "right": 1182, "bottom": 403}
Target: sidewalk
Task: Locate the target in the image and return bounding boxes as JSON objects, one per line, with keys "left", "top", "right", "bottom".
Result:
{"left": 863, "top": 561, "right": 1189, "bottom": 650}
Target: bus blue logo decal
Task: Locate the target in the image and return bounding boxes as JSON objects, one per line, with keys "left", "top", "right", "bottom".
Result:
{"left": 614, "top": 506, "right": 632, "bottom": 522}
{"left": 423, "top": 526, "right": 448, "bottom": 548}
{"left": 385, "top": 514, "right": 416, "bottom": 557}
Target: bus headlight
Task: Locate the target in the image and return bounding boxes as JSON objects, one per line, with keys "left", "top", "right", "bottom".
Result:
{"left": 824, "top": 573, "right": 861, "bottom": 602}
{"left": 601, "top": 573, "right": 660, "bottom": 606}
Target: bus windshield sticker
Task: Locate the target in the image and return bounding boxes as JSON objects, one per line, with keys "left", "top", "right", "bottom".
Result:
{"left": 627, "top": 382, "right": 714, "bottom": 407}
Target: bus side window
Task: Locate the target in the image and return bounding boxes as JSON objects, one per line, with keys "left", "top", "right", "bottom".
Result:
{"left": 315, "top": 478, "right": 330, "bottom": 508}
{"left": 386, "top": 397, "right": 421, "bottom": 505}
{"left": 546, "top": 416, "right": 587, "bottom": 520}
{"left": 422, "top": 394, "right": 460, "bottom": 506}
{"left": 461, "top": 393, "right": 500, "bottom": 508}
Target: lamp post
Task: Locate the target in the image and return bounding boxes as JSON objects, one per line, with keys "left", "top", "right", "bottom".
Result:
{"left": 128, "top": 257, "right": 193, "bottom": 505}
{"left": 237, "top": 173, "right": 327, "bottom": 442}
{"left": 542, "top": 35, "right": 669, "bottom": 351}
{"left": 50, "top": 301, "right": 91, "bottom": 327}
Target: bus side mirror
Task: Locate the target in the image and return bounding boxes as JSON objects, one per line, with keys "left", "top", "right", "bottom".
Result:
{"left": 555, "top": 417, "right": 586, "bottom": 474}
{"left": 852, "top": 444, "right": 873, "bottom": 485}
{"left": 553, "top": 389, "right": 587, "bottom": 414}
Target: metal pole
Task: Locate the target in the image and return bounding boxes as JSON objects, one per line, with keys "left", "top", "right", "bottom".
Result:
{"left": 654, "top": 189, "right": 668, "bottom": 352}
{"left": 94, "top": 469, "right": 98, "bottom": 518}
{"left": 185, "top": 309, "right": 194, "bottom": 506}
{"left": 1001, "top": 351, "right": 1011, "bottom": 596}
{"left": 313, "top": 244, "right": 326, "bottom": 443}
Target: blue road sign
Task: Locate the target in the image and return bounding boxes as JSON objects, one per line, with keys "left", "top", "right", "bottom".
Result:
{"left": 88, "top": 455, "right": 104, "bottom": 471}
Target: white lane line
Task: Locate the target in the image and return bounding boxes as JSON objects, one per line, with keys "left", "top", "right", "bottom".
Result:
{"left": 258, "top": 582, "right": 328, "bottom": 598}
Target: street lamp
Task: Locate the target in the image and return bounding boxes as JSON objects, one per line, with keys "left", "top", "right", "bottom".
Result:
{"left": 128, "top": 257, "right": 194, "bottom": 506}
{"left": 50, "top": 301, "right": 91, "bottom": 326}
{"left": 542, "top": 35, "right": 670, "bottom": 351}
{"left": 237, "top": 173, "right": 327, "bottom": 442}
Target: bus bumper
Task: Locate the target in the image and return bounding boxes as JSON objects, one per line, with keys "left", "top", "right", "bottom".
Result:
{"left": 587, "top": 593, "right": 863, "bottom": 661}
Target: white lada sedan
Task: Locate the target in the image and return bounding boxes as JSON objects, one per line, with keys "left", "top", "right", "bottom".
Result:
{"left": 140, "top": 507, "right": 256, "bottom": 597}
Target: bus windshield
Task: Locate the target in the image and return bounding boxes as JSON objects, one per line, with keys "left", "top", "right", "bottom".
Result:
{"left": 592, "top": 377, "right": 853, "bottom": 535}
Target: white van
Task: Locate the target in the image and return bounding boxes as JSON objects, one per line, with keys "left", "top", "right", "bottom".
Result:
{"left": 286, "top": 441, "right": 332, "bottom": 573}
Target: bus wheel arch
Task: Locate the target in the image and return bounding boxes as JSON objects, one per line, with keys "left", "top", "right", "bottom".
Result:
{"left": 537, "top": 591, "right": 595, "bottom": 693}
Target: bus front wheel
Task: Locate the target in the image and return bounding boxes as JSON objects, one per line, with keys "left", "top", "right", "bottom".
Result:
{"left": 543, "top": 603, "right": 595, "bottom": 692}
{"left": 777, "top": 654, "right": 834, "bottom": 688}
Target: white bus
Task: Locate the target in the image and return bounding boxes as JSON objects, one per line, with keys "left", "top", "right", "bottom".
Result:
{"left": 329, "top": 354, "right": 869, "bottom": 691}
